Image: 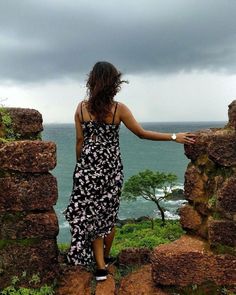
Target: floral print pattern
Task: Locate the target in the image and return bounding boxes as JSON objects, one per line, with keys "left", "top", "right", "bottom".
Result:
{"left": 64, "top": 119, "right": 123, "bottom": 266}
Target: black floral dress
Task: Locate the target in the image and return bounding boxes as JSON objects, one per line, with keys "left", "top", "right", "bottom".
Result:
{"left": 64, "top": 102, "right": 123, "bottom": 266}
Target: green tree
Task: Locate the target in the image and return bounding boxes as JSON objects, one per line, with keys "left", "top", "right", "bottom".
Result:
{"left": 122, "top": 169, "right": 178, "bottom": 226}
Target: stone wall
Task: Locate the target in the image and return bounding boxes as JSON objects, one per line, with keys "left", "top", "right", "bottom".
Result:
{"left": 181, "top": 100, "right": 236, "bottom": 246}
{"left": 152, "top": 101, "right": 236, "bottom": 288}
{"left": 0, "top": 108, "right": 59, "bottom": 288}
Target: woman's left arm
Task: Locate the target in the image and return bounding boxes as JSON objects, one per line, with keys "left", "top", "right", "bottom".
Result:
{"left": 75, "top": 103, "right": 84, "bottom": 161}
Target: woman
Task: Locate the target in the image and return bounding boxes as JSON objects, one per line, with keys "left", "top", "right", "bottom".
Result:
{"left": 64, "top": 61, "right": 195, "bottom": 281}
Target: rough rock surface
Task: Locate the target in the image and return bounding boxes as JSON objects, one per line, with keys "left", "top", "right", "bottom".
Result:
{"left": 184, "top": 164, "right": 207, "bottom": 201}
{"left": 151, "top": 235, "right": 236, "bottom": 286}
{"left": 55, "top": 264, "right": 117, "bottom": 295}
{"left": 179, "top": 204, "right": 202, "bottom": 231}
{"left": 184, "top": 129, "right": 214, "bottom": 161}
{"left": 119, "top": 265, "right": 169, "bottom": 295}
{"left": 0, "top": 140, "right": 56, "bottom": 172}
{"left": 4, "top": 108, "right": 43, "bottom": 138}
{"left": 0, "top": 173, "right": 58, "bottom": 211}
{"left": 194, "top": 201, "right": 210, "bottom": 216}
{"left": 217, "top": 175, "right": 236, "bottom": 217}
{"left": 208, "top": 131, "right": 236, "bottom": 167}
{"left": 56, "top": 266, "right": 92, "bottom": 295}
{"left": 227, "top": 100, "right": 236, "bottom": 129}
{"left": 118, "top": 247, "right": 151, "bottom": 266}
{"left": 0, "top": 210, "right": 59, "bottom": 239}
{"left": 208, "top": 219, "right": 236, "bottom": 247}
{"left": 95, "top": 265, "right": 116, "bottom": 295}
{"left": 0, "top": 239, "right": 59, "bottom": 288}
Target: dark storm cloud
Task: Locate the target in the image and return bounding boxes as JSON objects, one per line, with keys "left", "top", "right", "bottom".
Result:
{"left": 0, "top": 0, "right": 236, "bottom": 82}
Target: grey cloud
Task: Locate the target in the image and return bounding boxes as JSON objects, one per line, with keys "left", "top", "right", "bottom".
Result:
{"left": 0, "top": 0, "right": 236, "bottom": 82}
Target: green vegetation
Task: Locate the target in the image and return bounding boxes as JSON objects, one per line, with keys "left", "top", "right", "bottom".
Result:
{"left": 122, "top": 169, "right": 178, "bottom": 225}
{"left": 166, "top": 282, "right": 236, "bottom": 295}
{"left": 0, "top": 107, "right": 16, "bottom": 141}
{"left": 1, "top": 212, "right": 25, "bottom": 222}
{"left": 0, "top": 107, "right": 42, "bottom": 141}
{"left": 110, "top": 219, "right": 184, "bottom": 256}
{"left": 208, "top": 195, "right": 217, "bottom": 209}
{"left": 206, "top": 164, "right": 234, "bottom": 180}
{"left": 58, "top": 219, "right": 184, "bottom": 256}
{"left": 0, "top": 273, "right": 55, "bottom": 295}
{"left": 57, "top": 242, "right": 69, "bottom": 252}
{"left": 211, "top": 243, "right": 236, "bottom": 256}
{"left": 0, "top": 238, "right": 40, "bottom": 250}
{"left": 0, "top": 285, "right": 55, "bottom": 295}
{"left": 212, "top": 211, "right": 222, "bottom": 220}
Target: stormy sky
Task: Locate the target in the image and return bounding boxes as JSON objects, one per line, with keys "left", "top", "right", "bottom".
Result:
{"left": 0, "top": 0, "right": 235, "bottom": 123}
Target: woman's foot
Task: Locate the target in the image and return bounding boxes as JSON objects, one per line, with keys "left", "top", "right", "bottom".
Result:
{"left": 94, "top": 268, "right": 108, "bottom": 281}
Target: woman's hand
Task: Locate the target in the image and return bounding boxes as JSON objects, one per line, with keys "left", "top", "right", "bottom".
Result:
{"left": 175, "top": 132, "right": 196, "bottom": 144}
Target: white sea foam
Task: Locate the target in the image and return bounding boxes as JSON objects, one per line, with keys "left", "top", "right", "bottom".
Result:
{"left": 153, "top": 208, "right": 181, "bottom": 220}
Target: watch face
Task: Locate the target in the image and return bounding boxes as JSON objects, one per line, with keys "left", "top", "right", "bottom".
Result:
{"left": 172, "top": 134, "right": 176, "bottom": 140}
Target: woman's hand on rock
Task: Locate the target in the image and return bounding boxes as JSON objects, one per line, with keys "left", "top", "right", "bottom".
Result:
{"left": 175, "top": 132, "right": 196, "bottom": 144}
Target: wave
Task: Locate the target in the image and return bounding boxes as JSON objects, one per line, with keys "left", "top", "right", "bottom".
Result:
{"left": 153, "top": 207, "right": 182, "bottom": 220}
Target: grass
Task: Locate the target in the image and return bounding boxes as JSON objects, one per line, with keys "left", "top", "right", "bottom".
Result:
{"left": 166, "top": 283, "right": 236, "bottom": 295}
{"left": 0, "top": 273, "right": 55, "bottom": 295}
{"left": 110, "top": 219, "right": 185, "bottom": 256}
{"left": 0, "top": 285, "right": 55, "bottom": 295}
{"left": 58, "top": 218, "right": 185, "bottom": 256}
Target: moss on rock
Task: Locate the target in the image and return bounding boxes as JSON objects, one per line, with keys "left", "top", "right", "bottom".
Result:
{"left": 0, "top": 238, "right": 41, "bottom": 250}
{"left": 0, "top": 107, "right": 17, "bottom": 141}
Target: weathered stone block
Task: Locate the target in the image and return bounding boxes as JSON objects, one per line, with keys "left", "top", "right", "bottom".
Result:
{"left": 208, "top": 219, "right": 236, "bottom": 247}
{"left": 217, "top": 176, "right": 236, "bottom": 217}
{"left": 0, "top": 210, "right": 59, "bottom": 239}
{"left": 184, "top": 129, "right": 214, "bottom": 161}
{"left": 118, "top": 247, "right": 151, "bottom": 266}
{"left": 95, "top": 269, "right": 116, "bottom": 295}
{"left": 0, "top": 174, "right": 58, "bottom": 211}
{"left": 56, "top": 266, "right": 92, "bottom": 295}
{"left": 151, "top": 235, "right": 236, "bottom": 286}
{"left": 208, "top": 131, "right": 236, "bottom": 167}
{"left": 119, "top": 265, "right": 168, "bottom": 295}
{"left": 0, "top": 141, "right": 56, "bottom": 172}
{"left": 0, "top": 239, "right": 59, "bottom": 288}
{"left": 227, "top": 100, "right": 236, "bottom": 129}
{"left": 184, "top": 164, "right": 208, "bottom": 201}
{"left": 179, "top": 205, "right": 202, "bottom": 231}
{"left": 5, "top": 108, "right": 43, "bottom": 138}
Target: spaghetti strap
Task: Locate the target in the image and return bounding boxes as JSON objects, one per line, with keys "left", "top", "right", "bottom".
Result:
{"left": 80, "top": 102, "right": 84, "bottom": 123}
{"left": 88, "top": 110, "right": 93, "bottom": 120}
{"left": 112, "top": 102, "right": 118, "bottom": 124}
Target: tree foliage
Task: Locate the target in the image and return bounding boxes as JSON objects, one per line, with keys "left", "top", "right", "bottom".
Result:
{"left": 122, "top": 169, "right": 178, "bottom": 225}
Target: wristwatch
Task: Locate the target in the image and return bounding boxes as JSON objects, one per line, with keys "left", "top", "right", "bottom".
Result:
{"left": 171, "top": 133, "right": 177, "bottom": 141}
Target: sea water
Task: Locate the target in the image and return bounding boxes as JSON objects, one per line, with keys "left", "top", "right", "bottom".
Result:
{"left": 43, "top": 121, "right": 225, "bottom": 243}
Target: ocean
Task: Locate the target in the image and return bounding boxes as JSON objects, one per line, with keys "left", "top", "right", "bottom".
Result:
{"left": 42, "top": 121, "right": 226, "bottom": 243}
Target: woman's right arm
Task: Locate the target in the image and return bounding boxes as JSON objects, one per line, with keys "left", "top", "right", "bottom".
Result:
{"left": 119, "top": 103, "right": 196, "bottom": 145}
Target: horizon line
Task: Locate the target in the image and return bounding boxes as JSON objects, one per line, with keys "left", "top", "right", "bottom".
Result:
{"left": 43, "top": 120, "right": 227, "bottom": 125}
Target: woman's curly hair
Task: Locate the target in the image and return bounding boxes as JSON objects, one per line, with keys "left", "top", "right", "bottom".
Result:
{"left": 86, "top": 61, "right": 128, "bottom": 122}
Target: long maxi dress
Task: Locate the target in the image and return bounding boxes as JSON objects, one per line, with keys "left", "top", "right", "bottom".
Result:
{"left": 64, "top": 101, "right": 124, "bottom": 266}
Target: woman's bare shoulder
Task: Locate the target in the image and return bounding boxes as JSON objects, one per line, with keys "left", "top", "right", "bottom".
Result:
{"left": 116, "top": 102, "right": 131, "bottom": 115}
{"left": 75, "top": 99, "right": 86, "bottom": 113}
{"left": 115, "top": 101, "right": 128, "bottom": 109}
